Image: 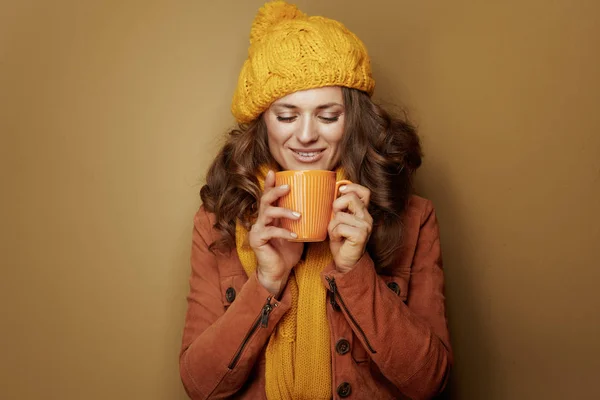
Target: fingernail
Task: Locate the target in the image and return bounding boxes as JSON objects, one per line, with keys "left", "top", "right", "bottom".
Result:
{"left": 280, "top": 184, "right": 289, "bottom": 190}
{"left": 339, "top": 185, "right": 347, "bottom": 191}
{"left": 292, "top": 211, "right": 301, "bottom": 218}
{"left": 290, "top": 232, "right": 298, "bottom": 238}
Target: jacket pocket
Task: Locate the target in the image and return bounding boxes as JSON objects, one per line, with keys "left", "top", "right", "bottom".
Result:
{"left": 351, "top": 332, "right": 370, "bottom": 364}
{"left": 228, "top": 296, "right": 274, "bottom": 369}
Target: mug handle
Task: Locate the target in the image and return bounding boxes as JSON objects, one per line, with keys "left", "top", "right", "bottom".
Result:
{"left": 335, "top": 180, "right": 353, "bottom": 197}
{"left": 331, "top": 180, "right": 353, "bottom": 220}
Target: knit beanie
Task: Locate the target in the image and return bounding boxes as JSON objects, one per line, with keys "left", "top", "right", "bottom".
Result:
{"left": 231, "top": 0, "right": 375, "bottom": 123}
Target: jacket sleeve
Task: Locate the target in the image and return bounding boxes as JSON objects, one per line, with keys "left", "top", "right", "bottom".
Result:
{"left": 179, "top": 207, "right": 292, "bottom": 399}
{"left": 322, "top": 200, "right": 452, "bottom": 400}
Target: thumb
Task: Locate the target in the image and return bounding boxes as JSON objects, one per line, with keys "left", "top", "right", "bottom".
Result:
{"left": 264, "top": 170, "right": 275, "bottom": 191}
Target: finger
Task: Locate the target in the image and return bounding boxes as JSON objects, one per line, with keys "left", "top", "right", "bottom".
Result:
{"left": 339, "top": 183, "right": 371, "bottom": 207}
{"left": 251, "top": 226, "right": 298, "bottom": 246}
{"left": 264, "top": 170, "right": 276, "bottom": 191}
{"left": 336, "top": 199, "right": 374, "bottom": 226}
{"left": 333, "top": 193, "right": 367, "bottom": 219}
{"left": 256, "top": 170, "right": 276, "bottom": 222}
{"left": 260, "top": 183, "right": 291, "bottom": 211}
{"left": 330, "top": 211, "right": 372, "bottom": 235}
{"left": 328, "top": 214, "right": 371, "bottom": 244}
{"left": 259, "top": 206, "right": 301, "bottom": 226}
{"left": 329, "top": 223, "right": 368, "bottom": 246}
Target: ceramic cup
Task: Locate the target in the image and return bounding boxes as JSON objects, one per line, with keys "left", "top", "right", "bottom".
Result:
{"left": 275, "top": 170, "right": 352, "bottom": 242}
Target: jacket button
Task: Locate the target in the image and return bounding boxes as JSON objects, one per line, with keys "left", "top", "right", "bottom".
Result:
{"left": 337, "top": 382, "right": 352, "bottom": 398}
{"left": 225, "top": 287, "right": 236, "bottom": 303}
{"left": 387, "top": 281, "right": 401, "bottom": 295}
{"left": 335, "top": 338, "right": 350, "bottom": 355}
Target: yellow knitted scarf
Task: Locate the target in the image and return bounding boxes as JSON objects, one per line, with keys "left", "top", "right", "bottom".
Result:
{"left": 235, "top": 169, "right": 345, "bottom": 400}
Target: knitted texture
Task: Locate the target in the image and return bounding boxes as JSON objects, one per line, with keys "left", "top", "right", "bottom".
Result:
{"left": 231, "top": 0, "right": 375, "bottom": 123}
{"left": 234, "top": 167, "right": 347, "bottom": 399}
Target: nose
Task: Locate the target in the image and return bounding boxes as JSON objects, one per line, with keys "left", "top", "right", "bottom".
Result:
{"left": 296, "top": 116, "right": 319, "bottom": 144}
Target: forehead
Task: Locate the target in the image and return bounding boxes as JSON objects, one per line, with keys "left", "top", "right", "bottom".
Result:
{"left": 271, "top": 86, "right": 343, "bottom": 109}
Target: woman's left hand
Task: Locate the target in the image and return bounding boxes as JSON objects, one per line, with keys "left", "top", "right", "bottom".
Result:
{"left": 328, "top": 183, "right": 373, "bottom": 273}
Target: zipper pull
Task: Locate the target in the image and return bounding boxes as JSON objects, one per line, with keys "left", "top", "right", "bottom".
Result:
{"left": 326, "top": 277, "right": 339, "bottom": 310}
{"left": 260, "top": 297, "right": 273, "bottom": 328}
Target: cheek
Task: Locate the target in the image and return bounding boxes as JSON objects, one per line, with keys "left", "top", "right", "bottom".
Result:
{"left": 266, "top": 121, "right": 293, "bottom": 152}
{"left": 267, "top": 130, "right": 286, "bottom": 150}
{"left": 322, "top": 122, "right": 345, "bottom": 147}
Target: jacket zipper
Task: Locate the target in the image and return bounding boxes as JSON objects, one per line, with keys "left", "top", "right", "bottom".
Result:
{"left": 228, "top": 296, "right": 273, "bottom": 369}
{"left": 325, "top": 276, "right": 377, "bottom": 354}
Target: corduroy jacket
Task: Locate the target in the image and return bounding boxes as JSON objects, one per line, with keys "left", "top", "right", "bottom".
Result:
{"left": 180, "top": 195, "right": 452, "bottom": 399}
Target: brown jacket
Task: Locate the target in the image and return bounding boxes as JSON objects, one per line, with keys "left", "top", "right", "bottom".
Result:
{"left": 180, "top": 195, "right": 452, "bottom": 399}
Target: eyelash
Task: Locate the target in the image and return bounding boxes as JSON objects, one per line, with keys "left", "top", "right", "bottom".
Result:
{"left": 277, "top": 116, "right": 296, "bottom": 122}
{"left": 276, "top": 116, "right": 340, "bottom": 123}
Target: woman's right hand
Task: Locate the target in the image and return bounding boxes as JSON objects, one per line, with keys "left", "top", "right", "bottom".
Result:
{"left": 248, "top": 170, "right": 304, "bottom": 296}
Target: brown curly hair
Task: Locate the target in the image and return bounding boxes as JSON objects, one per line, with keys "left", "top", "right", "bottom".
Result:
{"left": 200, "top": 87, "right": 422, "bottom": 271}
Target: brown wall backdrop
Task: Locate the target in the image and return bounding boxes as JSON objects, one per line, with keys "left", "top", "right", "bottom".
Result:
{"left": 1, "top": 0, "right": 599, "bottom": 399}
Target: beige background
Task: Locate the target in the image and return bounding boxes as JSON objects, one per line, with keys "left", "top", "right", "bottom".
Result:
{"left": 1, "top": 0, "right": 599, "bottom": 399}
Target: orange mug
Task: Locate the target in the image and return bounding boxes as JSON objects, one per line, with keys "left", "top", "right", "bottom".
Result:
{"left": 275, "top": 170, "right": 352, "bottom": 242}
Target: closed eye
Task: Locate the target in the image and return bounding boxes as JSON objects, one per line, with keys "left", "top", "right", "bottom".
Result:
{"left": 277, "top": 116, "right": 297, "bottom": 122}
{"left": 319, "top": 116, "right": 339, "bottom": 123}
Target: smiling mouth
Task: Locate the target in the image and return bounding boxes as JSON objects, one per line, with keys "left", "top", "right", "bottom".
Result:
{"left": 295, "top": 150, "right": 321, "bottom": 157}
{"left": 290, "top": 148, "right": 325, "bottom": 163}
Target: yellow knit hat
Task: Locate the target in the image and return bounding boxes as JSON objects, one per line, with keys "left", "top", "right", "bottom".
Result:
{"left": 231, "top": 1, "right": 375, "bottom": 123}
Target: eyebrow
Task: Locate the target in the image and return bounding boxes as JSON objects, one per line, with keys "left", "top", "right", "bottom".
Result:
{"left": 273, "top": 102, "right": 343, "bottom": 110}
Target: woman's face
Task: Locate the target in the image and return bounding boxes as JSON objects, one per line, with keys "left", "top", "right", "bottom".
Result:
{"left": 263, "top": 86, "right": 345, "bottom": 171}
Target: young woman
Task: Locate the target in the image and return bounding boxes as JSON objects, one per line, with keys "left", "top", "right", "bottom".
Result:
{"left": 180, "top": 2, "right": 452, "bottom": 399}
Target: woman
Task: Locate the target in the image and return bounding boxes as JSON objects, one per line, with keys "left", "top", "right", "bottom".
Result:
{"left": 179, "top": 1, "right": 452, "bottom": 399}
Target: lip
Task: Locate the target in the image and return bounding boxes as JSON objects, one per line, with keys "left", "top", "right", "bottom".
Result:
{"left": 289, "top": 148, "right": 326, "bottom": 164}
